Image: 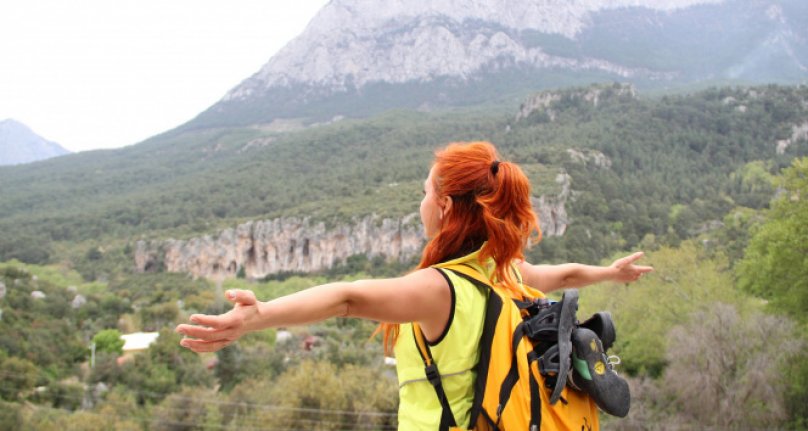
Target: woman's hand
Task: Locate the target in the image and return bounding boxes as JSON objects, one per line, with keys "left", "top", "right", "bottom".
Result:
{"left": 610, "top": 251, "right": 654, "bottom": 283}
{"left": 518, "top": 251, "right": 654, "bottom": 292}
{"left": 175, "top": 289, "right": 261, "bottom": 353}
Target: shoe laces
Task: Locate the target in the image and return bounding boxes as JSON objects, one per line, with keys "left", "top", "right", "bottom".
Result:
{"left": 606, "top": 355, "right": 622, "bottom": 375}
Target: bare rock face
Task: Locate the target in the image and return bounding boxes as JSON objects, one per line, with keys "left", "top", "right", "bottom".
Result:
{"left": 135, "top": 182, "right": 576, "bottom": 279}
{"left": 566, "top": 149, "right": 612, "bottom": 169}
{"left": 225, "top": 0, "right": 718, "bottom": 99}
{"left": 517, "top": 83, "right": 637, "bottom": 122}
{"left": 136, "top": 214, "right": 424, "bottom": 280}
{"left": 776, "top": 121, "right": 808, "bottom": 155}
{"left": 71, "top": 294, "right": 87, "bottom": 309}
{"left": 516, "top": 92, "right": 562, "bottom": 121}
{"left": 534, "top": 172, "right": 573, "bottom": 237}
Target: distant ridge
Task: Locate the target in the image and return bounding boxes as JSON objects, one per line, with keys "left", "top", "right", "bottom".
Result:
{"left": 0, "top": 119, "right": 70, "bottom": 166}
{"left": 189, "top": 0, "right": 808, "bottom": 129}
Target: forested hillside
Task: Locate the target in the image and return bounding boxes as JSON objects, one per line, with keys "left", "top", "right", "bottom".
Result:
{"left": 1, "top": 84, "right": 807, "bottom": 429}
{"left": 2, "top": 156, "right": 807, "bottom": 429}
{"left": 1, "top": 84, "right": 806, "bottom": 272}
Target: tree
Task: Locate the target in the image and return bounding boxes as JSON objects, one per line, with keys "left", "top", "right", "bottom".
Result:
{"left": 0, "top": 357, "right": 39, "bottom": 401}
{"left": 214, "top": 345, "right": 244, "bottom": 392}
{"left": 737, "top": 157, "right": 808, "bottom": 428}
{"left": 738, "top": 157, "right": 808, "bottom": 321}
{"left": 92, "top": 329, "right": 124, "bottom": 355}
{"left": 0, "top": 400, "right": 22, "bottom": 430}
{"left": 138, "top": 302, "right": 179, "bottom": 331}
{"left": 152, "top": 386, "right": 221, "bottom": 431}
{"left": 663, "top": 303, "right": 800, "bottom": 428}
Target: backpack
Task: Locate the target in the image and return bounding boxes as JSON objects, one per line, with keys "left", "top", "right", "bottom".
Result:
{"left": 412, "top": 263, "right": 600, "bottom": 431}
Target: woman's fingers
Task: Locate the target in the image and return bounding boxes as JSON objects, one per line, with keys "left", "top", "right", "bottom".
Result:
{"left": 187, "top": 312, "right": 236, "bottom": 329}
{"left": 180, "top": 338, "right": 231, "bottom": 353}
{"left": 175, "top": 324, "right": 235, "bottom": 341}
{"left": 636, "top": 265, "right": 654, "bottom": 274}
{"left": 615, "top": 252, "right": 654, "bottom": 276}
{"left": 617, "top": 251, "right": 644, "bottom": 267}
{"left": 226, "top": 289, "right": 257, "bottom": 306}
{"left": 627, "top": 265, "right": 653, "bottom": 281}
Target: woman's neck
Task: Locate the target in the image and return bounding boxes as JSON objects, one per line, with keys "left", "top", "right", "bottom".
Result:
{"left": 443, "top": 236, "right": 486, "bottom": 262}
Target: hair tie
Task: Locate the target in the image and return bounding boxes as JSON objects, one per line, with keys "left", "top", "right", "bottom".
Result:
{"left": 491, "top": 160, "right": 501, "bottom": 176}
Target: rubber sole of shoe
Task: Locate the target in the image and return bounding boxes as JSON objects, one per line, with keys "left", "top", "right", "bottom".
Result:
{"left": 548, "top": 288, "right": 579, "bottom": 405}
{"left": 571, "top": 327, "right": 631, "bottom": 417}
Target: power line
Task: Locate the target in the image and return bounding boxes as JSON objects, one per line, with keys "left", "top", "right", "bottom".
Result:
{"left": 17, "top": 394, "right": 397, "bottom": 431}
{"left": 0, "top": 370, "right": 397, "bottom": 418}
{"left": 2, "top": 377, "right": 398, "bottom": 430}
{"left": 21, "top": 402, "right": 312, "bottom": 431}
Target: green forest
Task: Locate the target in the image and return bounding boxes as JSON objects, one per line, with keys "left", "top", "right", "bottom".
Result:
{"left": 1, "top": 84, "right": 807, "bottom": 429}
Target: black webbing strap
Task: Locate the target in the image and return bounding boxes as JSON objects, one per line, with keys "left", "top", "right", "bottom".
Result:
{"left": 469, "top": 283, "right": 499, "bottom": 430}
{"left": 412, "top": 323, "right": 458, "bottom": 431}
{"left": 528, "top": 368, "right": 542, "bottom": 431}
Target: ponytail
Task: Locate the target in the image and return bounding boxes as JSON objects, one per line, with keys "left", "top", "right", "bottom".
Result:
{"left": 477, "top": 158, "right": 542, "bottom": 290}
{"left": 378, "top": 141, "right": 541, "bottom": 354}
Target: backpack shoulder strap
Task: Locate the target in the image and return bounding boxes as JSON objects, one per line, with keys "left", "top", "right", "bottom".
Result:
{"left": 441, "top": 263, "right": 532, "bottom": 302}
{"left": 438, "top": 263, "right": 492, "bottom": 287}
{"left": 411, "top": 321, "right": 459, "bottom": 430}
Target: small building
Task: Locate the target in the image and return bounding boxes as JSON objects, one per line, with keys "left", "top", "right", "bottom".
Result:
{"left": 120, "top": 332, "right": 159, "bottom": 355}
{"left": 116, "top": 332, "right": 159, "bottom": 365}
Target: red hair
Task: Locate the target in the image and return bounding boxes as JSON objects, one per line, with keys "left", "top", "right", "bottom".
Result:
{"left": 378, "top": 141, "right": 541, "bottom": 354}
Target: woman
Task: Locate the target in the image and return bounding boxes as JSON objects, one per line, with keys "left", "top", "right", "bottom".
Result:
{"left": 176, "top": 141, "right": 651, "bottom": 429}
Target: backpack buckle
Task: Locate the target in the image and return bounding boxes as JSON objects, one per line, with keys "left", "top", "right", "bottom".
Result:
{"left": 525, "top": 298, "right": 551, "bottom": 316}
{"left": 538, "top": 354, "right": 549, "bottom": 375}
{"left": 537, "top": 353, "right": 559, "bottom": 376}
{"left": 425, "top": 363, "right": 442, "bottom": 386}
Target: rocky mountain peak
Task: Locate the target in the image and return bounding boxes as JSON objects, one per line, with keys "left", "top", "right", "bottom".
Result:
{"left": 225, "top": 0, "right": 725, "bottom": 100}
{"left": 191, "top": 0, "right": 805, "bottom": 130}
{"left": 309, "top": 0, "right": 724, "bottom": 37}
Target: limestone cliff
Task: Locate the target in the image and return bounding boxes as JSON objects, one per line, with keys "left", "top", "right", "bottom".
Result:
{"left": 135, "top": 182, "right": 574, "bottom": 279}
{"left": 135, "top": 214, "right": 423, "bottom": 280}
{"left": 534, "top": 172, "right": 573, "bottom": 237}
{"left": 516, "top": 83, "right": 637, "bottom": 122}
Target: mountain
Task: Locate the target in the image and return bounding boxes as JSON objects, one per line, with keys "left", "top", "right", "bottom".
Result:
{"left": 189, "top": 0, "right": 808, "bottom": 129}
{"left": 0, "top": 119, "right": 70, "bottom": 166}
{"left": 1, "top": 0, "right": 808, "bottom": 276}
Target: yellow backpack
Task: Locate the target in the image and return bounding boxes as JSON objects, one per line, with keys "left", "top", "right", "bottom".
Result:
{"left": 413, "top": 263, "right": 600, "bottom": 431}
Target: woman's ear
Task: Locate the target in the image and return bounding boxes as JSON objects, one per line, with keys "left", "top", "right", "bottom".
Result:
{"left": 440, "top": 196, "right": 453, "bottom": 219}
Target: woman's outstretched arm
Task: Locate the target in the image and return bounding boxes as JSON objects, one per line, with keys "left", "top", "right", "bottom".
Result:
{"left": 517, "top": 251, "right": 653, "bottom": 294}
{"left": 175, "top": 268, "right": 451, "bottom": 353}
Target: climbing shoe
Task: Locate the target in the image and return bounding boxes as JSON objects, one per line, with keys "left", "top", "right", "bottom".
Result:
{"left": 578, "top": 311, "right": 616, "bottom": 352}
{"left": 523, "top": 289, "right": 579, "bottom": 405}
{"left": 569, "top": 327, "right": 630, "bottom": 417}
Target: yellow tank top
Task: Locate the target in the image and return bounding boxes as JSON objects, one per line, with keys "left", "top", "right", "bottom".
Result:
{"left": 394, "top": 248, "right": 492, "bottom": 430}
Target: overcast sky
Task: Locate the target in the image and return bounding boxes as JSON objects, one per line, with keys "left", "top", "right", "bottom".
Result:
{"left": 0, "top": 0, "right": 330, "bottom": 153}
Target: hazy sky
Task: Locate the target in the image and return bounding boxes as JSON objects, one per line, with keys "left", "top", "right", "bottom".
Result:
{"left": 0, "top": 0, "right": 330, "bottom": 153}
